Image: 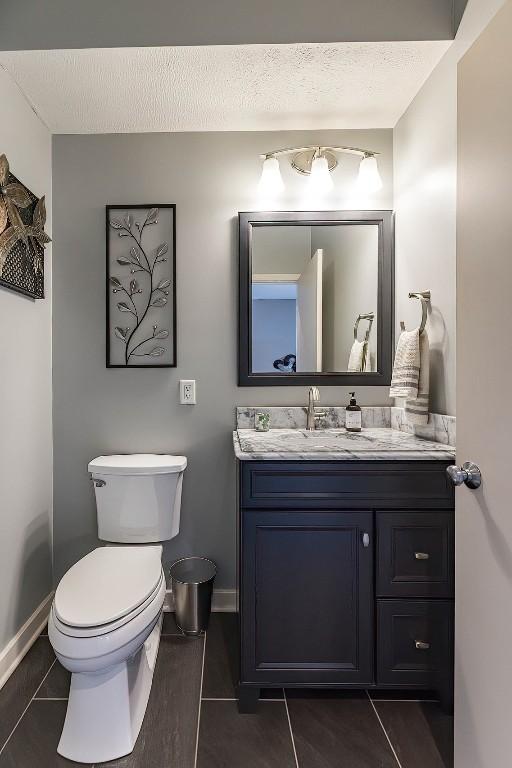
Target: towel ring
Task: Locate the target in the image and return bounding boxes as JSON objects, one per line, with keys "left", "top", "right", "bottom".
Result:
{"left": 353, "top": 312, "right": 374, "bottom": 342}
{"left": 400, "top": 291, "right": 430, "bottom": 334}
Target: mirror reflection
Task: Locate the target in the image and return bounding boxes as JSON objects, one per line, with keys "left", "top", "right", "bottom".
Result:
{"left": 251, "top": 224, "right": 378, "bottom": 374}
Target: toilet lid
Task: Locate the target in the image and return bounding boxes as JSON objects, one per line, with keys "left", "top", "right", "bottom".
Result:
{"left": 54, "top": 546, "right": 163, "bottom": 627}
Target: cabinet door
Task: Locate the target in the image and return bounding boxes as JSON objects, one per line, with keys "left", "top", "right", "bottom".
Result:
{"left": 240, "top": 510, "right": 373, "bottom": 685}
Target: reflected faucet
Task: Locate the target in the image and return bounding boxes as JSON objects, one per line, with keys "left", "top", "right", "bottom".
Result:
{"left": 306, "top": 386, "right": 326, "bottom": 431}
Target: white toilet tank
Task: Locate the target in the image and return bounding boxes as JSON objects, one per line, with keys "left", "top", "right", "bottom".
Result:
{"left": 88, "top": 454, "right": 187, "bottom": 543}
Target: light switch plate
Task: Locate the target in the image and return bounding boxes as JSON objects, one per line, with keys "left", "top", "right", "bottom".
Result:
{"left": 180, "top": 379, "right": 196, "bottom": 404}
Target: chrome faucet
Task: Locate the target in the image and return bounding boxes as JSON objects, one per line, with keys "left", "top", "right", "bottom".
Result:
{"left": 306, "top": 386, "right": 326, "bottom": 430}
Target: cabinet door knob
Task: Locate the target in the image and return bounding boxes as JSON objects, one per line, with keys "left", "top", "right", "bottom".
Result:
{"left": 414, "top": 552, "right": 429, "bottom": 560}
{"left": 415, "top": 640, "right": 430, "bottom": 650}
{"left": 362, "top": 532, "right": 370, "bottom": 548}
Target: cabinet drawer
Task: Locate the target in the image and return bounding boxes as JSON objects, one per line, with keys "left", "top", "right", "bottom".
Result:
{"left": 241, "top": 462, "right": 454, "bottom": 510}
{"left": 377, "top": 599, "right": 453, "bottom": 688}
{"left": 377, "top": 512, "right": 454, "bottom": 597}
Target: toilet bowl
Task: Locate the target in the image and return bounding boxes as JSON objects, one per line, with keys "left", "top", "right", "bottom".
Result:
{"left": 48, "top": 454, "right": 187, "bottom": 764}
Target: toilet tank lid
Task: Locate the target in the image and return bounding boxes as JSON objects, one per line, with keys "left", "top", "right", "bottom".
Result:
{"left": 88, "top": 453, "right": 187, "bottom": 475}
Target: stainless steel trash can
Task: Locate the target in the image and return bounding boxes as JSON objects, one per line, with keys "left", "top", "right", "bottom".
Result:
{"left": 169, "top": 557, "right": 217, "bottom": 636}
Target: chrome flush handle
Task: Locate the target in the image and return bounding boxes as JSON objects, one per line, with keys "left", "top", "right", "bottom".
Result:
{"left": 92, "top": 478, "right": 106, "bottom": 488}
{"left": 446, "top": 462, "right": 482, "bottom": 490}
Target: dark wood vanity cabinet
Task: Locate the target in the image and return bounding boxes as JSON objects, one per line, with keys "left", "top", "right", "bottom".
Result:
{"left": 237, "top": 461, "right": 455, "bottom": 713}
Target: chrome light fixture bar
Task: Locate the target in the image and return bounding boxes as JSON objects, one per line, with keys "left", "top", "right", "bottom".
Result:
{"left": 258, "top": 145, "right": 383, "bottom": 196}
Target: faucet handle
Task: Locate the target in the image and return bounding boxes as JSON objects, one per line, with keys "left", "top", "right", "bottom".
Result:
{"left": 309, "top": 385, "right": 320, "bottom": 401}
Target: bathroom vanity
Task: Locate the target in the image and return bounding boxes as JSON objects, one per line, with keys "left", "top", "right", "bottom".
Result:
{"left": 234, "top": 412, "right": 455, "bottom": 713}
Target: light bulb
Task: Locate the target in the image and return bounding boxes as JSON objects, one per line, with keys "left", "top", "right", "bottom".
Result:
{"left": 357, "top": 155, "right": 383, "bottom": 193}
{"left": 258, "top": 156, "right": 284, "bottom": 196}
{"left": 308, "top": 155, "right": 334, "bottom": 195}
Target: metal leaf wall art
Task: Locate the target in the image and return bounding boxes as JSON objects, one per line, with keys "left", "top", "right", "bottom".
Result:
{"left": 106, "top": 205, "right": 176, "bottom": 367}
{"left": 0, "top": 153, "right": 51, "bottom": 298}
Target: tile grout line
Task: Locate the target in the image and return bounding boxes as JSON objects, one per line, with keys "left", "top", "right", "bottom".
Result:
{"left": 200, "top": 697, "right": 284, "bottom": 702}
{"left": 370, "top": 698, "right": 440, "bottom": 703}
{"left": 33, "top": 696, "right": 68, "bottom": 701}
{"left": 193, "top": 631, "right": 207, "bottom": 768}
{"left": 201, "top": 697, "right": 237, "bottom": 701}
{"left": 366, "top": 690, "right": 404, "bottom": 768}
{"left": 0, "top": 658, "right": 57, "bottom": 756}
{"left": 283, "top": 690, "right": 300, "bottom": 768}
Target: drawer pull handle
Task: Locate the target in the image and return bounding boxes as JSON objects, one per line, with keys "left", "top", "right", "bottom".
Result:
{"left": 362, "top": 533, "right": 370, "bottom": 548}
{"left": 415, "top": 640, "right": 430, "bottom": 650}
{"left": 414, "top": 552, "right": 429, "bottom": 560}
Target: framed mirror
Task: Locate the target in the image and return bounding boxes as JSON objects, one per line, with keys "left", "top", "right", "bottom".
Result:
{"left": 239, "top": 210, "right": 393, "bottom": 386}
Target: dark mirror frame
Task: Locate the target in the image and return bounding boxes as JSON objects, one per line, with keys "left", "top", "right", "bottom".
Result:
{"left": 238, "top": 210, "right": 394, "bottom": 387}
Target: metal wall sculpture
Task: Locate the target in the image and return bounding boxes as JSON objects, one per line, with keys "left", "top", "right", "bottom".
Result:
{"left": 0, "top": 154, "right": 51, "bottom": 299}
{"left": 106, "top": 205, "right": 176, "bottom": 367}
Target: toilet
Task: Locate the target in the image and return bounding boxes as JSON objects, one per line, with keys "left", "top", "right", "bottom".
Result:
{"left": 48, "top": 453, "right": 187, "bottom": 764}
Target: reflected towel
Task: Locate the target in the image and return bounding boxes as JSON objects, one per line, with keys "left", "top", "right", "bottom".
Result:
{"left": 389, "top": 328, "right": 429, "bottom": 425}
{"left": 348, "top": 340, "right": 367, "bottom": 372}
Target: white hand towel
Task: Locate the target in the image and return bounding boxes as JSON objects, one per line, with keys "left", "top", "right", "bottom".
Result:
{"left": 390, "top": 328, "right": 430, "bottom": 425}
{"left": 405, "top": 331, "right": 429, "bottom": 425}
{"left": 389, "top": 328, "right": 420, "bottom": 398}
{"left": 348, "top": 339, "right": 367, "bottom": 372}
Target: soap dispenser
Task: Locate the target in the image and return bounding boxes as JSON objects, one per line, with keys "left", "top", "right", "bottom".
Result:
{"left": 346, "top": 392, "right": 362, "bottom": 432}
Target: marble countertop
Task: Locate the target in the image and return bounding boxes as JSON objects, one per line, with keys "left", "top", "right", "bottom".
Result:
{"left": 233, "top": 427, "right": 456, "bottom": 461}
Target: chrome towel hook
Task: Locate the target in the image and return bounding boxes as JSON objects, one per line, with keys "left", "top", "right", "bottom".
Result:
{"left": 400, "top": 291, "right": 431, "bottom": 334}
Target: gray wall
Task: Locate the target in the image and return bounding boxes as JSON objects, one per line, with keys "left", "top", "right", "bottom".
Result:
{"left": 0, "top": 68, "right": 53, "bottom": 652}
{"left": 252, "top": 299, "right": 296, "bottom": 372}
{"left": 392, "top": 0, "right": 506, "bottom": 417}
{"left": 0, "top": 0, "right": 461, "bottom": 50}
{"left": 52, "top": 129, "right": 393, "bottom": 588}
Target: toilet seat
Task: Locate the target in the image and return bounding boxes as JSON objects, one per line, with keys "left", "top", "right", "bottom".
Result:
{"left": 53, "top": 569, "right": 165, "bottom": 638}
{"left": 54, "top": 545, "right": 163, "bottom": 630}
{"left": 49, "top": 572, "right": 166, "bottom": 669}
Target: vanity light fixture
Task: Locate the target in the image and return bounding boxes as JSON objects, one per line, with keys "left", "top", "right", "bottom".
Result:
{"left": 258, "top": 145, "right": 383, "bottom": 196}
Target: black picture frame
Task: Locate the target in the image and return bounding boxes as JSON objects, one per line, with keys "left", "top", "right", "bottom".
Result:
{"left": 238, "top": 210, "right": 394, "bottom": 387}
{"left": 106, "top": 204, "right": 177, "bottom": 368}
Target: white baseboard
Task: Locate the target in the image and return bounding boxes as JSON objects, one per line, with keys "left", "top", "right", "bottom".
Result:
{"left": 0, "top": 592, "right": 54, "bottom": 691}
{"left": 164, "top": 588, "right": 236, "bottom": 613}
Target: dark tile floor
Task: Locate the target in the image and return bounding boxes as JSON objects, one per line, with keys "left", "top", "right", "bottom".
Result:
{"left": 0, "top": 613, "right": 453, "bottom": 767}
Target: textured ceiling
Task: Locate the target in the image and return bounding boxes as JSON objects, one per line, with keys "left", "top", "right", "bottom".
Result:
{"left": 0, "top": 42, "right": 451, "bottom": 133}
